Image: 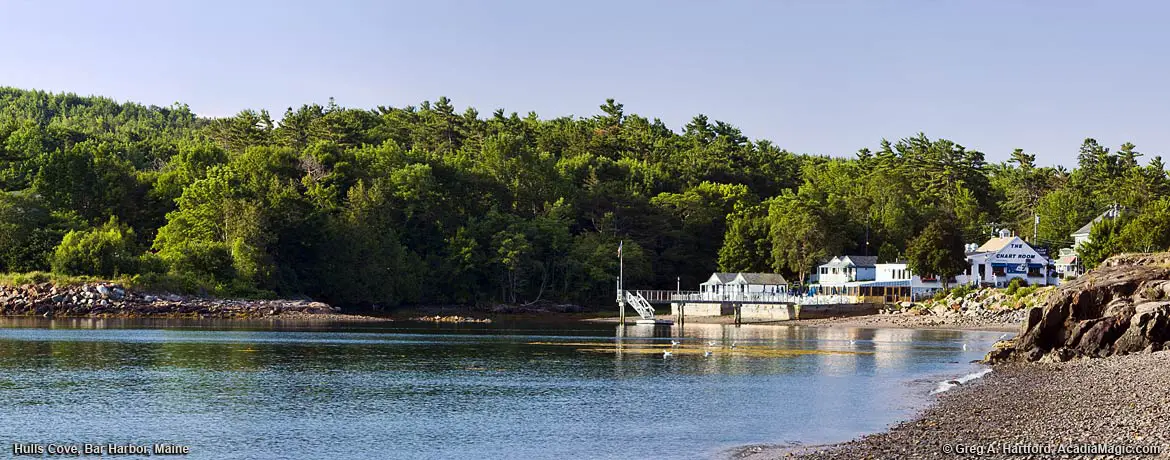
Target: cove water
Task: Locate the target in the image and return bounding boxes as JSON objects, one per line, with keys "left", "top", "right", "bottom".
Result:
{"left": 0, "top": 318, "right": 1000, "bottom": 459}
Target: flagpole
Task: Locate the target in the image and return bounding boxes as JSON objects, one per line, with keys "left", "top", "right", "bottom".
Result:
{"left": 619, "top": 240, "right": 624, "bottom": 325}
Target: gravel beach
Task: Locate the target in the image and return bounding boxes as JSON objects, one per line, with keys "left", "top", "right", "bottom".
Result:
{"left": 735, "top": 350, "right": 1170, "bottom": 459}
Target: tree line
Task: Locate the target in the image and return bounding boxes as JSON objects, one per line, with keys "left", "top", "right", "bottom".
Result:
{"left": 1, "top": 87, "right": 1167, "bottom": 307}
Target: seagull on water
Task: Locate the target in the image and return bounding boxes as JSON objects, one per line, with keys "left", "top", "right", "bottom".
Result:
{"left": 670, "top": 340, "right": 681, "bottom": 347}
{"left": 730, "top": 342, "right": 738, "bottom": 349}
{"left": 663, "top": 351, "right": 673, "bottom": 358}
{"left": 849, "top": 340, "right": 856, "bottom": 345}
{"left": 708, "top": 341, "right": 718, "bottom": 347}
{"left": 704, "top": 350, "right": 713, "bottom": 357}
{"left": 962, "top": 343, "right": 968, "bottom": 351}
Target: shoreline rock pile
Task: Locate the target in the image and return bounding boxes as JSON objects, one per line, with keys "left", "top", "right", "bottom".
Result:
{"left": 0, "top": 282, "right": 339, "bottom": 319}
{"left": 985, "top": 252, "right": 1170, "bottom": 363}
{"left": 880, "top": 287, "right": 1049, "bottom": 325}
{"left": 410, "top": 315, "right": 493, "bottom": 324}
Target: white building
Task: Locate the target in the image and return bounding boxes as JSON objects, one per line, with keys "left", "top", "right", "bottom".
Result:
{"left": 1054, "top": 248, "right": 1082, "bottom": 279}
{"left": 699, "top": 273, "right": 738, "bottom": 295}
{"left": 812, "top": 233, "right": 1054, "bottom": 298}
{"left": 1057, "top": 206, "right": 1121, "bottom": 279}
{"left": 1072, "top": 205, "right": 1122, "bottom": 248}
{"left": 728, "top": 273, "right": 789, "bottom": 293}
{"left": 816, "top": 256, "right": 878, "bottom": 285}
{"left": 961, "top": 234, "right": 1054, "bottom": 287}
{"left": 700, "top": 272, "right": 788, "bottom": 295}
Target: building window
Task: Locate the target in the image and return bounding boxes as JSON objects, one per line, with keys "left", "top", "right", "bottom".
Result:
{"left": 1028, "top": 266, "right": 1041, "bottom": 277}
{"left": 993, "top": 266, "right": 1006, "bottom": 276}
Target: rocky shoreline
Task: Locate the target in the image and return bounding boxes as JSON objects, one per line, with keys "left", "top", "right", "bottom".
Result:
{"left": 735, "top": 252, "right": 1170, "bottom": 460}
{"left": 0, "top": 282, "right": 375, "bottom": 320}
{"left": 757, "top": 350, "right": 1169, "bottom": 460}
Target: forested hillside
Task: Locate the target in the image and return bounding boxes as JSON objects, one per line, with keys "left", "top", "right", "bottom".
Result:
{"left": 1, "top": 87, "right": 1167, "bottom": 307}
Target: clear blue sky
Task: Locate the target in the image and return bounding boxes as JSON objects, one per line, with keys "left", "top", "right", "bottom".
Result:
{"left": 3, "top": 1, "right": 1167, "bottom": 167}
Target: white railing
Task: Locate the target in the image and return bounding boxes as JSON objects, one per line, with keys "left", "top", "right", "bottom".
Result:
{"left": 630, "top": 290, "right": 701, "bottom": 303}
{"left": 624, "top": 291, "right": 657, "bottom": 319}
{"left": 668, "top": 292, "right": 858, "bottom": 305}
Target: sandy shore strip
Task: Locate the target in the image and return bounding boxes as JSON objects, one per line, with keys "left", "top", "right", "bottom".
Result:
{"left": 586, "top": 314, "right": 1019, "bottom": 333}
{"left": 730, "top": 350, "right": 1170, "bottom": 460}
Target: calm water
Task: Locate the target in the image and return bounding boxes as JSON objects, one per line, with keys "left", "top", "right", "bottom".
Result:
{"left": 0, "top": 317, "right": 1002, "bottom": 459}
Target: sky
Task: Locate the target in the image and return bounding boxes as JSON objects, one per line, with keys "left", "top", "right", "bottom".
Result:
{"left": 2, "top": 1, "right": 1168, "bottom": 167}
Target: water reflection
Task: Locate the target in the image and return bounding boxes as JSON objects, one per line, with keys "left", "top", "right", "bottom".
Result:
{"left": 0, "top": 318, "right": 999, "bottom": 460}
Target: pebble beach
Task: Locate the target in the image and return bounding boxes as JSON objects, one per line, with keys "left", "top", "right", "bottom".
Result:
{"left": 734, "top": 350, "right": 1170, "bottom": 459}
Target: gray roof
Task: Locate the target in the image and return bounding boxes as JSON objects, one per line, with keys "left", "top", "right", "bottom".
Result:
{"left": 1073, "top": 206, "right": 1123, "bottom": 236}
{"left": 821, "top": 255, "right": 877, "bottom": 268}
{"left": 701, "top": 273, "right": 738, "bottom": 285}
{"left": 734, "top": 273, "right": 788, "bottom": 285}
{"left": 842, "top": 255, "right": 878, "bottom": 267}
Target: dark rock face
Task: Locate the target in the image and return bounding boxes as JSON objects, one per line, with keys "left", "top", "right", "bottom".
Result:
{"left": 986, "top": 253, "right": 1170, "bottom": 363}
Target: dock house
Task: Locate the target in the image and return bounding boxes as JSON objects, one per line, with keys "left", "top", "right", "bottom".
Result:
{"left": 727, "top": 273, "right": 789, "bottom": 294}
{"left": 700, "top": 272, "right": 788, "bottom": 295}
{"left": 699, "top": 273, "right": 738, "bottom": 295}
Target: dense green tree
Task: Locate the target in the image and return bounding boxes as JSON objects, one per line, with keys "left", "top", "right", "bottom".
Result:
{"left": 768, "top": 196, "right": 835, "bottom": 286}
{"left": 0, "top": 192, "right": 80, "bottom": 272}
{"left": 1035, "top": 187, "right": 1097, "bottom": 248}
{"left": 718, "top": 205, "right": 771, "bottom": 272}
{"left": 1119, "top": 197, "right": 1170, "bottom": 253}
{"left": 2, "top": 86, "right": 1169, "bottom": 307}
{"left": 905, "top": 217, "right": 967, "bottom": 290}
{"left": 1078, "top": 216, "right": 1126, "bottom": 270}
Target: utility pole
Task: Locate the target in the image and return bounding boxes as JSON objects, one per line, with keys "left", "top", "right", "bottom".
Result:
{"left": 864, "top": 220, "right": 870, "bottom": 256}
{"left": 1033, "top": 214, "right": 1039, "bottom": 243}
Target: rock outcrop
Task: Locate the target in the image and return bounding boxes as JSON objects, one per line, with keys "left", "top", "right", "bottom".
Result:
{"left": 881, "top": 287, "right": 1050, "bottom": 325}
{"left": 0, "top": 282, "right": 339, "bottom": 319}
{"left": 985, "top": 252, "right": 1170, "bottom": 363}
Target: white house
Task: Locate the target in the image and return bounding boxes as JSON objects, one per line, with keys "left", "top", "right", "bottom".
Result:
{"left": 1054, "top": 248, "right": 1082, "bottom": 279}
{"left": 700, "top": 272, "right": 788, "bottom": 295}
{"left": 1072, "top": 205, "right": 1123, "bottom": 248}
{"left": 727, "top": 273, "right": 789, "bottom": 293}
{"left": 1057, "top": 206, "right": 1120, "bottom": 279}
{"left": 816, "top": 255, "right": 878, "bottom": 285}
{"left": 699, "top": 273, "right": 738, "bottom": 294}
